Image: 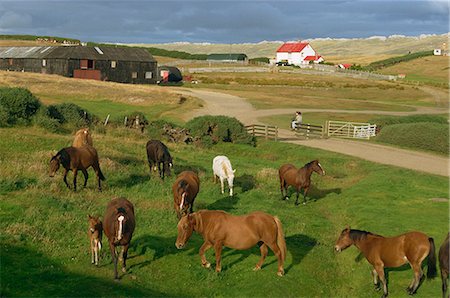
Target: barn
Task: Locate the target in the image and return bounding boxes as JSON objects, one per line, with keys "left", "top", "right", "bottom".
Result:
{"left": 276, "top": 42, "right": 323, "bottom": 66}
{"left": 207, "top": 53, "right": 248, "bottom": 63}
{"left": 0, "top": 46, "right": 157, "bottom": 84}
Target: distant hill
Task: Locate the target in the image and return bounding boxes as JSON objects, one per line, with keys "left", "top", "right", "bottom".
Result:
{"left": 129, "top": 33, "right": 449, "bottom": 60}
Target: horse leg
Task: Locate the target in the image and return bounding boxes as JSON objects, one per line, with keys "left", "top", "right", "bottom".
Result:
{"left": 81, "top": 169, "right": 88, "bottom": 188}
{"left": 199, "top": 241, "right": 213, "bottom": 269}
{"left": 72, "top": 169, "right": 78, "bottom": 191}
{"left": 63, "top": 169, "right": 70, "bottom": 189}
{"left": 372, "top": 269, "right": 380, "bottom": 290}
{"left": 121, "top": 243, "right": 130, "bottom": 273}
{"left": 374, "top": 264, "right": 388, "bottom": 298}
{"left": 109, "top": 242, "right": 118, "bottom": 280}
{"left": 408, "top": 262, "right": 424, "bottom": 295}
{"left": 295, "top": 187, "right": 300, "bottom": 206}
{"left": 254, "top": 243, "right": 268, "bottom": 271}
{"left": 220, "top": 177, "right": 225, "bottom": 194}
{"left": 442, "top": 270, "right": 448, "bottom": 298}
{"left": 158, "top": 162, "right": 163, "bottom": 180}
{"left": 214, "top": 241, "right": 223, "bottom": 272}
{"left": 303, "top": 186, "right": 309, "bottom": 205}
{"left": 279, "top": 179, "right": 285, "bottom": 199}
{"left": 94, "top": 239, "right": 99, "bottom": 266}
{"left": 90, "top": 238, "right": 95, "bottom": 264}
{"left": 267, "top": 242, "right": 284, "bottom": 276}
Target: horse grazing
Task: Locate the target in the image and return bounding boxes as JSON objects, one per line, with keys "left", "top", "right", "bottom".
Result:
{"left": 49, "top": 146, "right": 105, "bottom": 191}
{"left": 103, "top": 197, "right": 136, "bottom": 280}
{"left": 278, "top": 159, "right": 325, "bottom": 205}
{"left": 172, "top": 171, "right": 200, "bottom": 219}
{"left": 88, "top": 215, "right": 103, "bottom": 266}
{"left": 176, "top": 210, "right": 286, "bottom": 276}
{"left": 439, "top": 233, "right": 450, "bottom": 298}
{"left": 212, "top": 155, "right": 235, "bottom": 196}
{"left": 73, "top": 127, "right": 93, "bottom": 147}
{"left": 146, "top": 140, "right": 173, "bottom": 180}
{"left": 335, "top": 227, "right": 437, "bottom": 297}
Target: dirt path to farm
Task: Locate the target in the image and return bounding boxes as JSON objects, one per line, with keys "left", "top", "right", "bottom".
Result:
{"left": 176, "top": 88, "right": 449, "bottom": 177}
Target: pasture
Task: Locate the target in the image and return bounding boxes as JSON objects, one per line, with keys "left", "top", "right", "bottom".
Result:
{"left": 1, "top": 125, "right": 448, "bottom": 297}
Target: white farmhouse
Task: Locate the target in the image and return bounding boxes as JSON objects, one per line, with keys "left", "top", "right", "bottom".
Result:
{"left": 276, "top": 42, "right": 323, "bottom": 66}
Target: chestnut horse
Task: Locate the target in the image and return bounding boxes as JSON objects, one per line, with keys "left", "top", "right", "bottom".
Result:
{"left": 88, "top": 215, "right": 103, "bottom": 266}
{"left": 278, "top": 160, "right": 325, "bottom": 205}
{"left": 73, "top": 128, "right": 93, "bottom": 147}
{"left": 172, "top": 171, "right": 200, "bottom": 219}
{"left": 103, "top": 198, "right": 135, "bottom": 280}
{"left": 176, "top": 210, "right": 286, "bottom": 276}
{"left": 439, "top": 233, "right": 450, "bottom": 298}
{"left": 49, "top": 146, "right": 105, "bottom": 191}
{"left": 335, "top": 227, "right": 437, "bottom": 297}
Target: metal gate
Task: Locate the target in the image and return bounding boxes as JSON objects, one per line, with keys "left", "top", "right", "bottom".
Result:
{"left": 326, "top": 121, "right": 377, "bottom": 140}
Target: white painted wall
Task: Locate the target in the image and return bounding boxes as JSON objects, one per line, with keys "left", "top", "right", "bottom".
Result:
{"left": 275, "top": 44, "right": 318, "bottom": 66}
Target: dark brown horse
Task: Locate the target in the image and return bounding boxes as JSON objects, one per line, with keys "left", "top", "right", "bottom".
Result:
{"left": 176, "top": 210, "right": 286, "bottom": 276}
{"left": 439, "top": 233, "right": 450, "bottom": 298}
{"left": 335, "top": 227, "right": 437, "bottom": 297}
{"left": 172, "top": 171, "right": 200, "bottom": 219}
{"left": 103, "top": 198, "right": 135, "bottom": 280}
{"left": 278, "top": 159, "right": 325, "bottom": 205}
{"left": 88, "top": 215, "right": 103, "bottom": 266}
{"left": 49, "top": 146, "right": 105, "bottom": 191}
{"left": 146, "top": 140, "right": 173, "bottom": 180}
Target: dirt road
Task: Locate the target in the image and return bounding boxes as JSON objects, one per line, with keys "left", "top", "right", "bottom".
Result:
{"left": 176, "top": 88, "right": 449, "bottom": 177}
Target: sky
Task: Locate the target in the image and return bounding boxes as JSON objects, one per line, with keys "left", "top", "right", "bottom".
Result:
{"left": 0, "top": 0, "right": 448, "bottom": 43}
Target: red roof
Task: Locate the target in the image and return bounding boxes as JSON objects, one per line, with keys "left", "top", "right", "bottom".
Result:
{"left": 304, "top": 55, "right": 322, "bottom": 61}
{"left": 276, "top": 42, "right": 309, "bottom": 53}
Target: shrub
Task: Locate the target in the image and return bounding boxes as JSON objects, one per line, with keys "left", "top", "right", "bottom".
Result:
{"left": 47, "top": 103, "right": 96, "bottom": 128}
{"left": 0, "top": 87, "right": 41, "bottom": 125}
{"left": 186, "top": 115, "right": 255, "bottom": 147}
{"left": 147, "top": 119, "right": 178, "bottom": 140}
{"left": 33, "top": 106, "right": 61, "bottom": 133}
{"left": 0, "top": 105, "right": 8, "bottom": 127}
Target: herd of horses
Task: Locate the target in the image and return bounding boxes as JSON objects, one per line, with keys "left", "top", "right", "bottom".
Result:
{"left": 49, "top": 128, "right": 449, "bottom": 297}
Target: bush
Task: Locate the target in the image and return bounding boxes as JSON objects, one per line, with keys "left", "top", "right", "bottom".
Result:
{"left": 47, "top": 103, "right": 96, "bottom": 128}
{"left": 146, "top": 119, "right": 178, "bottom": 140}
{"left": 0, "top": 87, "right": 41, "bottom": 125}
{"left": 33, "top": 106, "right": 61, "bottom": 132}
{"left": 186, "top": 115, "right": 255, "bottom": 147}
{"left": 375, "top": 122, "right": 449, "bottom": 155}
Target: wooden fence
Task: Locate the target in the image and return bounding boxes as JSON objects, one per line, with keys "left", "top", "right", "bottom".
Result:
{"left": 326, "top": 120, "right": 377, "bottom": 140}
{"left": 245, "top": 124, "right": 278, "bottom": 140}
{"left": 295, "top": 124, "right": 324, "bottom": 139}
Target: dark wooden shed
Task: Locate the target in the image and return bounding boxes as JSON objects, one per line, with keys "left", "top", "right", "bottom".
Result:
{"left": 0, "top": 46, "right": 157, "bottom": 84}
{"left": 158, "top": 66, "right": 182, "bottom": 83}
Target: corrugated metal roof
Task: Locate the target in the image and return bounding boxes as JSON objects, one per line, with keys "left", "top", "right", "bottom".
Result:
{"left": 0, "top": 46, "right": 155, "bottom": 62}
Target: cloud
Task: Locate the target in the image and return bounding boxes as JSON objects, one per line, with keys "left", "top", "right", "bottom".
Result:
{"left": 0, "top": 11, "right": 32, "bottom": 29}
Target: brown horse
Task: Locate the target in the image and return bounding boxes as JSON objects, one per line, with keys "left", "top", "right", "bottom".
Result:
{"left": 88, "top": 215, "right": 103, "bottom": 266}
{"left": 172, "top": 171, "right": 200, "bottom": 219}
{"left": 49, "top": 146, "right": 105, "bottom": 191}
{"left": 176, "top": 210, "right": 286, "bottom": 276}
{"left": 335, "top": 227, "right": 437, "bottom": 297}
{"left": 439, "top": 233, "right": 450, "bottom": 298}
{"left": 278, "top": 160, "right": 325, "bottom": 205}
{"left": 73, "top": 128, "right": 93, "bottom": 147}
{"left": 103, "top": 198, "right": 136, "bottom": 280}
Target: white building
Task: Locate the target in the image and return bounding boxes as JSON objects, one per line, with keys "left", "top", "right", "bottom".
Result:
{"left": 276, "top": 42, "right": 323, "bottom": 66}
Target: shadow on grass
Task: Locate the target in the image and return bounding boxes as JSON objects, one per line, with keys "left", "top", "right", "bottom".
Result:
{"left": 283, "top": 185, "right": 341, "bottom": 204}
{"left": 285, "top": 233, "right": 317, "bottom": 274}
{"left": 207, "top": 194, "right": 241, "bottom": 212}
{"left": 173, "top": 163, "right": 208, "bottom": 176}
{"left": 235, "top": 174, "right": 256, "bottom": 193}
{"left": 115, "top": 156, "right": 143, "bottom": 167}
{"left": 113, "top": 174, "right": 149, "bottom": 188}
{"left": 1, "top": 243, "right": 165, "bottom": 297}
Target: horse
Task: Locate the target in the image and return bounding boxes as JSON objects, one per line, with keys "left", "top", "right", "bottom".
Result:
{"left": 172, "top": 171, "right": 200, "bottom": 219}
{"left": 212, "top": 155, "right": 235, "bottom": 196}
{"left": 176, "top": 210, "right": 286, "bottom": 276}
{"left": 103, "top": 197, "right": 136, "bottom": 280}
{"left": 49, "top": 146, "right": 105, "bottom": 191}
{"left": 439, "top": 233, "right": 450, "bottom": 298}
{"left": 73, "top": 127, "right": 93, "bottom": 147}
{"left": 146, "top": 140, "right": 173, "bottom": 180}
{"left": 88, "top": 215, "right": 103, "bottom": 266}
{"left": 278, "top": 159, "right": 325, "bottom": 205}
{"left": 334, "top": 227, "right": 437, "bottom": 297}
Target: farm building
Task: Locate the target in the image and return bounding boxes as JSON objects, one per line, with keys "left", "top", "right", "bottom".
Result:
{"left": 207, "top": 53, "right": 248, "bottom": 63}
{"left": 276, "top": 42, "right": 323, "bottom": 66}
{"left": 0, "top": 46, "right": 157, "bottom": 84}
{"left": 158, "top": 66, "right": 183, "bottom": 83}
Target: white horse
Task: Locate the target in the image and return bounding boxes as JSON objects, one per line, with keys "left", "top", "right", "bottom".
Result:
{"left": 212, "top": 155, "right": 236, "bottom": 196}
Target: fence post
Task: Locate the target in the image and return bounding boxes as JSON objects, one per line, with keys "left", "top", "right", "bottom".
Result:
{"left": 265, "top": 125, "right": 268, "bottom": 140}
{"left": 252, "top": 125, "right": 255, "bottom": 137}
{"left": 104, "top": 114, "right": 110, "bottom": 126}
{"left": 275, "top": 126, "right": 278, "bottom": 141}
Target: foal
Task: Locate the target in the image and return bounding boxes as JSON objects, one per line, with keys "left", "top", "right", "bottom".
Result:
{"left": 278, "top": 160, "right": 325, "bottom": 205}
{"left": 335, "top": 227, "right": 437, "bottom": 297}
{"left": 88, "top": 215, "right": 103, "bottom": 266}
{"left": 103, "top": 198, "right": 135, "bottom": 280}
{"left": 172, "top": 171, "right": 200, "bottom": 219}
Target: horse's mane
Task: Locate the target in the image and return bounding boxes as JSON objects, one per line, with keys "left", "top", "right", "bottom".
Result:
{"left": 349, "top": 229, "right": 384, "bottom": 241}
{"left": 117, "top": 207, "right": 127, "bottom": 215}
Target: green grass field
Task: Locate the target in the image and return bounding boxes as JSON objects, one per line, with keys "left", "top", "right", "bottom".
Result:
{"left": 1, "top": 126, "right": 448, "bottom": 297}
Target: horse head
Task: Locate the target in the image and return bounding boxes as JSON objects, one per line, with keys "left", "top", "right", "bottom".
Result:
{"left": 177, "top": 181, "right": 190, "bottom": 218}
{"left": 312, "top": 160, "right": 325, "bottom": 176}
{"left": 335, "top": 226, "right": 353, "bottom": 252}
{"left": 49, "top": 154, "right": 61, "bottom": 177}
{"left": 176, "top": 213, "right": 195, "bottom": 249}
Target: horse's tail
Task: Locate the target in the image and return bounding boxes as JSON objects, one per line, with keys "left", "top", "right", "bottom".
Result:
{"left": 427, "top": 237, "right": 437, "bottom": 278}
{"left": 274, "top": 216, "right": 286, "bottom": 263}
{"left": 98, "top": 168, "right": 106, "bottom": 181}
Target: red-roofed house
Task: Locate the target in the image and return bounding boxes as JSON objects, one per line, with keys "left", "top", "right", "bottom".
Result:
{"left": 276, "top": 42, "right": 322, "bottom": 65}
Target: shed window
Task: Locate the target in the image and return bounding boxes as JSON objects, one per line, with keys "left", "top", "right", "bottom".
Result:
{"left": 8, "top": 58, "right": 13, "bottom": 66}
{"left": 80, "top": 59, "right": 95, "bottom": 69}
{"left": 131, "top": 72, "right": 138, "bottom": 79}
{"left": 111, "top": 61, "right": 116, "bottom": 68}
{"left": 42, "top": 59, "right": 46, "bottom": 67}
{"left": 145, "top": 71, "right": 152, "bottom": 79}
